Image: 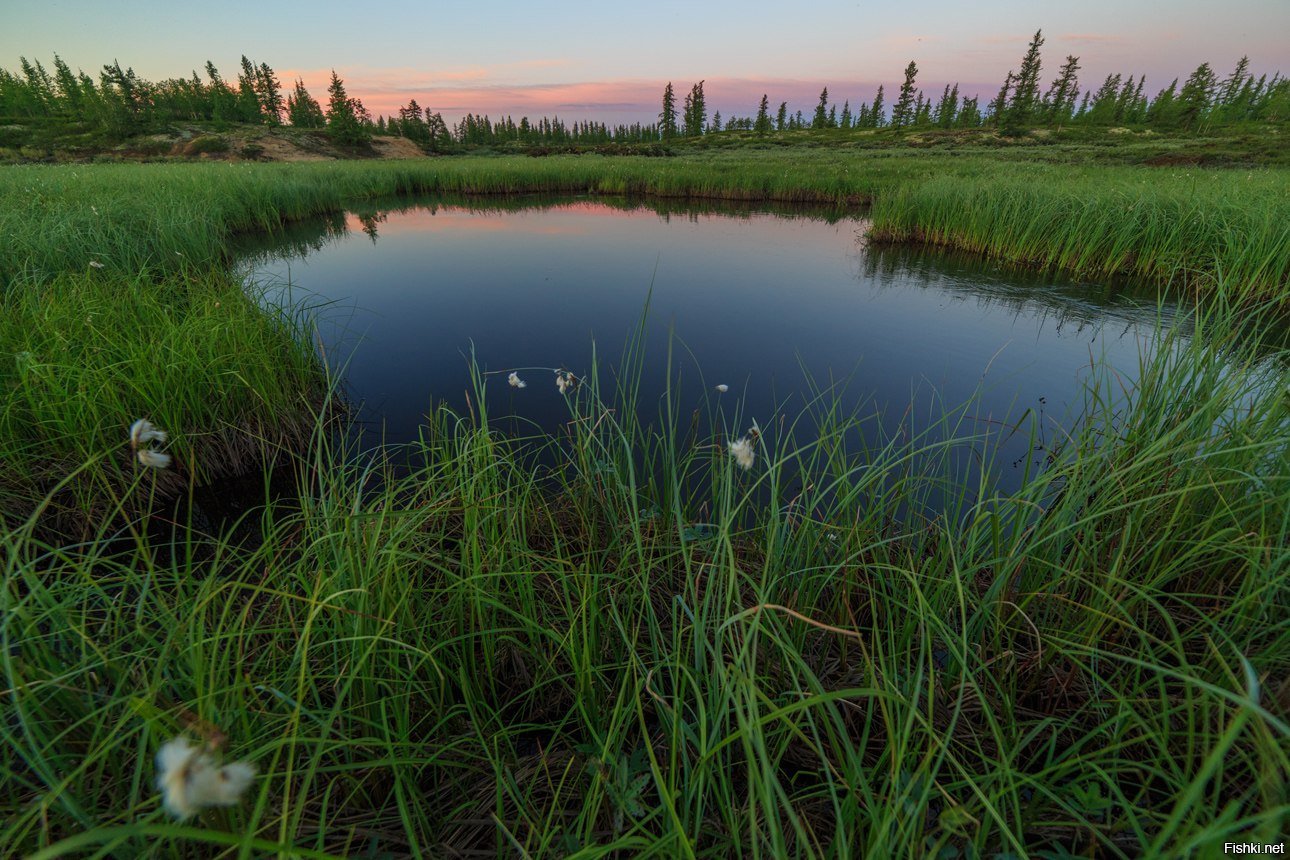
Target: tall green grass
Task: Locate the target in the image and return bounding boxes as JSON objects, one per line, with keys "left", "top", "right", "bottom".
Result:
{"left": 1, "top": 150, "right": 1287, "bottom": 856}
{"left": 6, "top": 154, "right": 1286, "bottom": 302}
{"left": 870, "top": 167, "right": 1290, "bottom": 303}
{"left": 0, "top": 269, "right": 325, "bottom": 537}
{"left": 3, "top": 296, "right": 1286, "bottom": 856}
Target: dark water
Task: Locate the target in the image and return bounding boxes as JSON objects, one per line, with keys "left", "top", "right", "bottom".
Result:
{"left": 237, "top": 195, "right": 1175, "bottom": 499}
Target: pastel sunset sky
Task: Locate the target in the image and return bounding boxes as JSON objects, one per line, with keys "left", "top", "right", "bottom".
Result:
{"left": 4, "top": 0, "right": 1287, "bottom": 125}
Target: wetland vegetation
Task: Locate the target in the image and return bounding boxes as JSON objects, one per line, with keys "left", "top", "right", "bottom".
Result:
{"left": 2, "top": 37, "right": 1288, "bottom": 860}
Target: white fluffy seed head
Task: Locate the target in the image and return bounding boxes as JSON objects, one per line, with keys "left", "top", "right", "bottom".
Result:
{"left": 155, "top": 737, "right": 202, "bottom": 819}
{"left": 137, "top": 449, "right": 172, "bottom": 469}
{"left": 129, "top": 418, "right": 168, "bottom": 448}
{"left": 729, "top": 437, "right": 755, "bottom": 471}
{"left": 508, "top": 372, "right": 527, "bottom": 389}
{"left": 155, "top": 736, "right": 257, "bottom": 820}
{"left": 715, "top": 384, "right": 729, "bottom": 393}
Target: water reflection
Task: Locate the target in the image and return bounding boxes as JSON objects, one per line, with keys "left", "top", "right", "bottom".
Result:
{"left": 235, "top": 195, "right": 1179, "bottom": 500}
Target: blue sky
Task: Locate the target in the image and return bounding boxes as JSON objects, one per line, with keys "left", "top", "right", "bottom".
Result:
{"left": 4, "top": 0, "right": 1287, "bottom": 124}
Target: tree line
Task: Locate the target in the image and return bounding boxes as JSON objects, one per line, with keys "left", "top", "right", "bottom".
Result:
{"left": 661, "top": 33, "right": 1286, "bottom": 137}
{"left": 1, "top": 33, "right": 1285, "bottom": 151}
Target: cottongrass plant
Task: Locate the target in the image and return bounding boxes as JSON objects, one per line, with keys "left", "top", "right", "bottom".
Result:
{"left": 0, "top": 294, "right": 1285, "bottom": 854}
{"left": 728, "top": 421, "right": 760, "bottom": 470}
{"left": 129, "top": 418, "right": 172, "bottom": 470}
{"left": 555, "top": 368, "right": 579, "bottom": 395}
{"left": 0, "top": 268, "right": 326, "bottom": 540}
{"left": 0, "top": 180, "right": 1284, "bottom": 856}
{"left": 155, "top": 736, "right": 256, "bottom": 820}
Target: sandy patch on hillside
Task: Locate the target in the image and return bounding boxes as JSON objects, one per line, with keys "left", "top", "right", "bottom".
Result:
{"left": 372, "top": 137, "right": 428, "bottom": 159}
{"left": 233, "top": 133, "right": 430, "bottom": 162}
{"left": 246, "top": 135, "right": 332, "bottom": 162}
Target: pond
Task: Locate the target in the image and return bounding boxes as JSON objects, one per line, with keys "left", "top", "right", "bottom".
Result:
{"left": 237, "top": 194, "right": 1176, "bottom": 500}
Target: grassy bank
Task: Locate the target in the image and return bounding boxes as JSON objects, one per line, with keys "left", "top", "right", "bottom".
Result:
{"left": 3, "top": 299, "right": 1287, "bottom": 856}
{"left": 0, "top": 269, "right": 325, "bottom": 537}
{"left": 2, "top": 150, "right": 1288, "bottom": 856}
{"left": 4, "top": 150, "right": 1288, "bottom": 302}
{"left": 869, "top": 168, "right": 1290, "bottom": 303}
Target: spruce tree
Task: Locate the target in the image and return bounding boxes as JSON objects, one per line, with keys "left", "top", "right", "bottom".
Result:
{"left": 659, "top": 82, "right": 677, "bottom": 139}
{"left": 1044, "top": 55, "right": 1080, "bottom": 124}
{"left": 1215, "top": 56, "right": 1251, "bottom": 122}
{"left": 1177, "top": 62, "right": 1217, "bottom": 129}
{"left": 1127, "top": 75, "right": 1148, "bottom": 123}
{"left": 325, "top": 69, "right": 369, "bottom": 146}
{"left": 1005, "top": 29, "right": 1044, "bottom": 130}
{"left": 236, "top": 56, "right": 262, "bottom": 122}
{"left": 204, "top": 61, "right": 235, "bottom": 127}
{"left": 99, "top": 60, "right": 145, "bottom": 136}
{"left": 934, "top": 84, "right": 959, "bottom": 128}
{"left": 891, "top": 62, "right": 918, "bottom": 128}
{"left": 19, "top": 58, "right": 54, "bottom": 115}
{"left": 1219, "top": 56, "right": 1251, "bottom": 107}
{"left": 913, "top": 92, "right": 931, "bottom": 125}
{"left": 1146, "top": 79, "right": 1179, "bottom": 126}
{"left": 51, "top": 55, "right": 83, "bottom": 118}
{"left": 776, "top": 101, "right": 788, "bottom": 131}
{"left": 1113, "top": 75, "right": 1138, "bottom": 122}
{"left": 1086, "top": 73, "right": 1122, "bottom": 124}
{"left": 683, "top": 81, "right": 706, "bottom": 136}
{"left": 286, "top": 78, "right": 325, "bottom": 128}
{"left": 988, "top": 71, "right": 1013, "bottom": 126}
{"left": 399, "top": 99, "right": 431, "bottom": 143}
{"left": 754, "top": 94, "right": 772, "bottom": 135}
{"left": 812, "top": 87, "right": 830, "bottom": 128}
{"left": 869, "top": 84, "right": 885, "bottom": 127}
{"left": 256, "top": 62, "right": 284, "bottom": 124}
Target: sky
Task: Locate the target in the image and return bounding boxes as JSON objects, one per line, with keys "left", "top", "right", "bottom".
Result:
{"left": 4, "top": 1, "right": 1288, "bottom": 126}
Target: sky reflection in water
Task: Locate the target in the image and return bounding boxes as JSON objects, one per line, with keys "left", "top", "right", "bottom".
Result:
{"left": 239, "top": 196, "right": 1172, "bottom": 499}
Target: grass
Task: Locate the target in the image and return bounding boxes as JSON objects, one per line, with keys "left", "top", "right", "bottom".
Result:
{"left": 0, "top": 268, "right": 326, "bottom": 538}
{"left": 1, "top": 146, "right": 1288, "bottom": 856}
{"left": 2, "top": 294, "right": 1287, "bottom": 856}
{"left": 869, "top": 167, "right": 1290, "bottom": 303}
{"left": 3, "top": 149, "right": 1287, "bottom": 303}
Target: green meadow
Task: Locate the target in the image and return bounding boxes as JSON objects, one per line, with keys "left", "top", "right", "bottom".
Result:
{"left": 2, "top": 146, "right": 1288, "bottom": 857}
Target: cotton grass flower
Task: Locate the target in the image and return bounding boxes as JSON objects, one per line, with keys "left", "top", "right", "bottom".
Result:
{"left": 555, "top": 370, "right": 578, "bottom": 395}
{"left": 88, "top": 260, "right": 105, "bottom": 269}
{"left": 130, "top": 418, "right": 168, "bottom": 448}
{"left": 729, "top": 437, "right": 755, "bottom": 470}
{"left": 130, "top": 418, "right": 171, "bottom": 469}
{"left": 729, "top": 421, "right": 760, "bottom": 471}
{"left": 155, "top": 736, "right": 257, "bottom": 820}
{"left": 715, "top": 384, "right": 729, "bottom": 393}
{"left": 137, "top": 449, "right": 173, "bottom": 469}
{"left": 508, "top": 372, "right": 527, "bottom": 389}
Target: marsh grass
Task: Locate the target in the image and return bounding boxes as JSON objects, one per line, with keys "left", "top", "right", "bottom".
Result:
{"left": 5, "top": 153, "right": 1287, "bottom": 304}
{"left": 869, "top": 167, "right": 1290, "bottom": 304}
{"left": 2, "top": 293, "right": 1286, "bottom": 856}
{"left": 1, "top": 151, "right": 1287, "bottom": 856}
{"left": 0, "top": 268, "right": 326, "bottom": 538}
